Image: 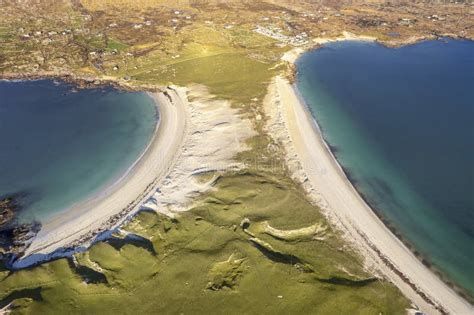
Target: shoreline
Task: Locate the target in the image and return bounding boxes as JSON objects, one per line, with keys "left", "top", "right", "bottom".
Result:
{"left": 287, "top": 36, "right": 474, "bottom": 303}
{"left": 8, "top": 82, "right": 256, "bottom": 269}
{"left": 39, "top": 92, "right": 160, "bottom": 224}
{"left": 3, "top": 32, "right": 470, "bottom": 95}
{"left": 266, "top": 73, "right": 473, "bottom": 314}
{"left": 0, "top": 71, "right": 165, "bottom": 95}
{"left": 11, "top": 86, "right": 188, "bottom": 268}
{"left": 281, "top": 31, "right": 474, "bottom": 65}
{"left": 339, "top": 163, "right": 473, "bottom": 302}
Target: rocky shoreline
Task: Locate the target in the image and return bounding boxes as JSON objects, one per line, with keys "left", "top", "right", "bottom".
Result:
{"left": 0, "top": 71, "right": 159, "bottom": 93}
{"left": 283, "top": 32, "right": 473, "bottom": 85}
{"left": 1, "top": 32, "right": 470, "bottom": 94}
{"left": 377, "top": 32, "right": 471, "bottom": 48}
{"left": 0, "top": 196, "right": 41, "bottom": 263}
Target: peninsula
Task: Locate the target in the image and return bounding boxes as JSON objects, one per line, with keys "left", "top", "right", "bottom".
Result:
{"left": 0, "top": 1, "right": 473, "bottom": 314}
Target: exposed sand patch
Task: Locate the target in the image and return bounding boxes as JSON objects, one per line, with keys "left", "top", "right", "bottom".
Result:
{"left": 261, "top": 221, "right": 327, "bottom": 242}
{"left": 141, "top": 84, "right": 256, "bottom": 216}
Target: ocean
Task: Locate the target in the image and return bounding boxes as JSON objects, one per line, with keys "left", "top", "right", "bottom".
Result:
{"left": 296, "top": 39, "right": 474, "bottom": 296}
{"left": 0, "top": 80, "right": 157, "bottom": 224}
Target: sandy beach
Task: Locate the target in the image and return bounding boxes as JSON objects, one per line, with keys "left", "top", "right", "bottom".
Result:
{"left": 16, "top": 87, "right": 188, "bottom": 265}
{"left": 265, "top": 75, "right": 473, "bottom": 314}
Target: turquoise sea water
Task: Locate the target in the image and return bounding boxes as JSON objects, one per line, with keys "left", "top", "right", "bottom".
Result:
{"left": 296, "top": 39, "right": 474, "bottom": 295}
{"left": 0, "top": 80, "right": 157, "bottom": 223}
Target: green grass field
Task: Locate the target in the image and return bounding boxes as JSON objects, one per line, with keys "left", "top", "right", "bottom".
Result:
{"left": 0, "top": 171, "right": 409, "bottom": 314}
{"left": 107, "top": 39, "right": 129, "bottom": 52}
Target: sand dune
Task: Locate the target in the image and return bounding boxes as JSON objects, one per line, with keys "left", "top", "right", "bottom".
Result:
{"left": 141, "top": 84, "right": 256, "bottom": 216}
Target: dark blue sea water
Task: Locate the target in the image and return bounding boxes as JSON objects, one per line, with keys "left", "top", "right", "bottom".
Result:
{"left": 0, "top": 80, "right": 157, "bottom": 223}
{"left": 296, "top": 39, "right": 474, "bottom": 295}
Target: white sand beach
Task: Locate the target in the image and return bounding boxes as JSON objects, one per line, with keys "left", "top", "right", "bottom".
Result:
{"left": 19, "top": 87, "right": 188, "bottom": 262}
{"left": 264, "top": 75, "right": 473, "bottom": 314}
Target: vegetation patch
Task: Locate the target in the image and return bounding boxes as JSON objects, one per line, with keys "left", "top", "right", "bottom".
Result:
{"left": 0, "top": 171, "right": 410, "bottom": 314}
{"left": 206, "top": 253, "right": 246, "bottom": 291}
{"left": 106, "top": 39, "right": 129, "bottom": 52}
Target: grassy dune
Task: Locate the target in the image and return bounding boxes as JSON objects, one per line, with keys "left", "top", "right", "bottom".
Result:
{"left": 0, "top": 171, "right": 409, "bottom": 314}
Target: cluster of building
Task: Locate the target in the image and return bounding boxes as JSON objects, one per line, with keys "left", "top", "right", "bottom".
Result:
{"left": 169, "top": 10, "right": 193, "bottom": 29}
{"left": 132, "top": 21, "right": 152, "bottom": 30}
{"left": 16, "top": 27, "right": 83, "bottom": 46}
{"left": 13, "top": 14, "right": 97, "bottom": 44}
{"left": 254, "top": 25, "right": 308, "bottom": 46}
{"left": 398, "top": 18, "right": 417, "bottom": 26}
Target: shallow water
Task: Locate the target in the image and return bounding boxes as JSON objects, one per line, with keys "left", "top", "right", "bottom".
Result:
{"left": 296, "top": 39, "right": 474, "bottom": 295}
{"left": 0, "top": 80, "right": 157, "bottom": 223}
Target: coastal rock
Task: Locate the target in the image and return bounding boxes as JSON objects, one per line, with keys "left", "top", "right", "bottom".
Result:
{"left": 0, "top": 197, "right": 41, "bottom": 264}
{"left": 0, "top": 198, "right": 15, "bottom": 227}
{"left": 0, "top": 207, "right": 14, "bottom": 227}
